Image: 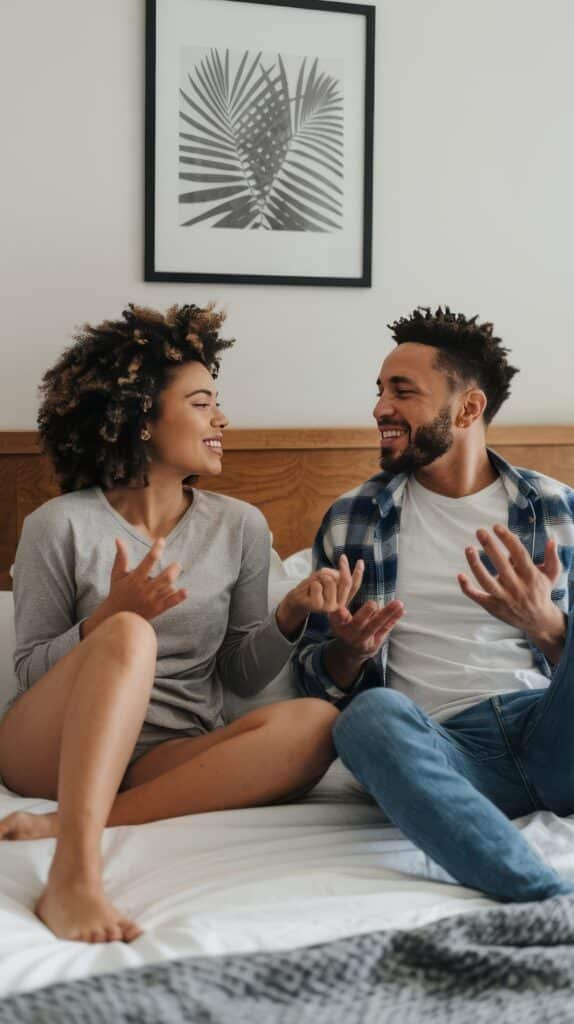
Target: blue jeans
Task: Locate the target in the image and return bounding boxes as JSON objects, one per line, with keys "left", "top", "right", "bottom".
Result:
{"left": 333, "top": 613, "right": 574, "bottom": 903}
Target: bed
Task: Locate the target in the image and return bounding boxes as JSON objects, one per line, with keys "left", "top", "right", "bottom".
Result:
{"left": 1, "top": 427, "right": 574, "bottom": 1018}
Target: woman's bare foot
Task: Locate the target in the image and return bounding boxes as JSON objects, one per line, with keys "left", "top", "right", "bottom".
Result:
{"left": 0, "top": 810, "right": 58, "bottom": 841}
{"left": 1, "top": 812, "right": 142, "bottom": 942}
{"left": 36, "top": 863, "right": 142, "bottom": 943}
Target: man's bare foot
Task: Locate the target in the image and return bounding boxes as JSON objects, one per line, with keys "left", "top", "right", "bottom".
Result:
{"left": 0, "top": 810, "right": 58, "bottom": 841}
{"left": 36, "top": 866, "right": 142, "bottom": 943}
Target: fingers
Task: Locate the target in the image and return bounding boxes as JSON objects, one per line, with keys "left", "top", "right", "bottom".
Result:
{"left": 159, "top": 588, "right": 188, "bottom": 612}
{"left": 336, "top": 555, "right": 353, "bottom": 606}
{"left": 464, "top": 543, "right": 502, "bottom": 596}
{"left": 301, "top": 568, "right": 340, "bottom": 613}
{"left": 157, "top": 561, "right": 183, "bottom": 586}
{"left": 490, "top": 524, "right": 534, "bottom": 580}
{"left": 541, "top": 538, "right": 562, "bottom": 585}
{"left": 357, "top": 600, "right": 403, "bottom": 643}
{"left": 112, "top": 538, "right": 130, "bottom": 577}
{"left": 330, "top": 599, "right": 404, "bottom": 654}
{"left": 350, "top": 600, "right": 379, "bottom": 630}
{"left": 348, "top": 558, "right": 365, "bottom": 604}
{"left": 458, "top": 572, "right": 492, "bottom": 610}
{"left": 371, "top": 602, "right": 405, "bottom": 645}
{"left": 475, "top": 528, "right": 517, "bottom": 590}
{"left": 135, "top": 538, "right": 166, "bottom": 578}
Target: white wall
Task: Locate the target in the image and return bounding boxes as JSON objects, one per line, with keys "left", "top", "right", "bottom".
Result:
{"left": 1, "top": 0, "right": 573, "bottom": 429}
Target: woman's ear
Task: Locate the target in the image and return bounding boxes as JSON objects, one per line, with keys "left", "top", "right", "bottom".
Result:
{"left": 455, "top": 387, "right": 487, "bottom": 429}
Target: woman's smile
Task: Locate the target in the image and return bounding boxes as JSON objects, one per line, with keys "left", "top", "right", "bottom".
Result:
{"left": 203, "top": 434, "right": 223, "bottom": 456}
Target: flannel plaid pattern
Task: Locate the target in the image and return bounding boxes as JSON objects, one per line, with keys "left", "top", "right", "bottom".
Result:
{"left": 294, "top": 450, "right": 574, "bottom": 705}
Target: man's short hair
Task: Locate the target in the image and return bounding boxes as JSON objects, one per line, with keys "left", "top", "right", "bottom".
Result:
{"left": 388, "top": 306, "right": 519, "bottom": 424}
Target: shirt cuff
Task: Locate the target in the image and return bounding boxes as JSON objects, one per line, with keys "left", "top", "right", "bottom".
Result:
{"left": 314, "top": 645, "right": 366, "bottom": 700}
{"left": 271, "top": 609, "right": 309, "bottom": 648}
{"left": 47, "top": 621, "right": 84, "bottom": 665}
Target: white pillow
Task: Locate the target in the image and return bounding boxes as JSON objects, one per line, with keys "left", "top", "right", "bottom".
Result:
{"left": 282, "top": 548, "right": 312, "bottom": 579}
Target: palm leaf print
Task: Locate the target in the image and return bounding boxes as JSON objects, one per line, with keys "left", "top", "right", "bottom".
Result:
{"left": 179, "top": 48, "right": 343, "bottom": 232}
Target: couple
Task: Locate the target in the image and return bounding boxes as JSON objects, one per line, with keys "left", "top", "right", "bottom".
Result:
{"left": 1, "top": 302, "right": 573, "bottom": 945}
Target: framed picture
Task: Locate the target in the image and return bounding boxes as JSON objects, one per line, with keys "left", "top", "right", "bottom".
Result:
{"left": 145, "top": 0, "right": 375, "bottom": 286}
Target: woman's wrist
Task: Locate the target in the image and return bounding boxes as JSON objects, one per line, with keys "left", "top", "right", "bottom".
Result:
{"left": 81, "top": 600, "right": 113, "bottom": 639}
{"left": 275, "top": 595, "right": 307, "bottom": 642}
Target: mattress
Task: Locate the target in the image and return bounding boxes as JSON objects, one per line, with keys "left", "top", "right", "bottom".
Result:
{"left": 2, "top": 758, "right": 574, "bottom": 998}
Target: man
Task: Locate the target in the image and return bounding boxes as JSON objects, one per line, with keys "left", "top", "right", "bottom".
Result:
{"left": 295, "top": 306, "right": 574, "bottom": 903}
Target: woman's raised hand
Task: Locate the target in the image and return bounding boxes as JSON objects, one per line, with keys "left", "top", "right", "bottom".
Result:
{"left": 108, "top": 538, "right": 188, "bottom": 619}
{"left": 82, "top": 538, "right": 188, "bottom": 637}
{"left": 275, "top": 555, "right": 364, "bottom": 640}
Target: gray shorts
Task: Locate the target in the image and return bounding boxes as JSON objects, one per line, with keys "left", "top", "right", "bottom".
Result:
{"left": 128, "top": 720, "right": 207, "bottom": 767}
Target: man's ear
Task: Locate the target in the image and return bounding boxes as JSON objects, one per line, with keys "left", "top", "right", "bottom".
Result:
{"left": 455, "top": 387, "right": 487, "bottom": 429}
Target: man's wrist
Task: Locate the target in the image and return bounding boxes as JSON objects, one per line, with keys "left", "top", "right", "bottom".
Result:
{"left": 530, "top": 606, "right": 567, "bottom": 664}
{"left": 322, "top": 639, "right": 371, "bottom": 691}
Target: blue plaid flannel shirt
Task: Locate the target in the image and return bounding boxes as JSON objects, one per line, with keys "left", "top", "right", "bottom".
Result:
{"left": 294, "top": 449, "right": 574, "bottom": 706}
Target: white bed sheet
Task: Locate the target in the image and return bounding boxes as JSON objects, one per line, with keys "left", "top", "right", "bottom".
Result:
{"left": 2, "top": 759, "right": 574, "bottom": 998}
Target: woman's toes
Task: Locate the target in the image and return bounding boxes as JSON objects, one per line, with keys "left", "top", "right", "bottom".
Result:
{"left": 36, "top": 879, "right": 142, "bottom": 944}
{"left": 0, "top": 811, "right": 57, "bottom": 841}
{"left": 0, "top": 812, "right": 24, "bottom": 839}
{"left": 121, "top": 919, "right": 143, "bottom": 943}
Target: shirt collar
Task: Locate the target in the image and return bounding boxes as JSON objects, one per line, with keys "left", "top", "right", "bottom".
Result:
{"left": 372, "top": 447, "right": 537, "bottom": 516}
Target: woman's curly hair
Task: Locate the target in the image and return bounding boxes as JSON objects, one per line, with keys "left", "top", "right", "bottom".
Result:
{"left": 38, "top": 303, "right": 234, "bottom": 492}
{"left": 388, "top": 306, "right": 519, "bottom": 424}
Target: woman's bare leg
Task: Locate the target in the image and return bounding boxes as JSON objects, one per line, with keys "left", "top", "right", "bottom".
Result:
{"left": 2, "top": 699, "right": 338, "bottom": 833}
{"left": 0, "top": 612, "right": 157, "bottom": 943}
{"left": 116, "top": 698, "right": 339, "bottom": 821}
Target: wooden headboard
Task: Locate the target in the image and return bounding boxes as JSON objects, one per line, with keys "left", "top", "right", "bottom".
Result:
{"left": 1, "top": 426, "right": 574, "bottom": 590}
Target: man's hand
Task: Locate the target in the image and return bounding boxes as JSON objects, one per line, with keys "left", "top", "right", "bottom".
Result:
{"left": 323, "top": 555, "right": 404, "bottom": 690}
{"left": 328, "top": 554, "right": 404, "bottom": 654}
{"left": 82, "top": 538, "right": 188, "bottom": 637}
{"left": 458, "top": 523, "right": 566, "bottom": 663}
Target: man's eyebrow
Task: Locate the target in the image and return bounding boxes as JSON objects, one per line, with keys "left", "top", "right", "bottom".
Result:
{"left": 377, "top": 375, "right": 419, "bottom": 388}
{"left": 185, "top": 388, "right": 218, "bottom": 398}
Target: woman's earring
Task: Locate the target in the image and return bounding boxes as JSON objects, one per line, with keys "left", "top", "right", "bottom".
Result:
{"left": 140, "top": 428, "right": 151, "bottom": 442}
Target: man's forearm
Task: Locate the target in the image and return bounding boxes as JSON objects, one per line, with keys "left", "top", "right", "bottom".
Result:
{"left": 322, "top": 639, "right": 371, "bottom": 691}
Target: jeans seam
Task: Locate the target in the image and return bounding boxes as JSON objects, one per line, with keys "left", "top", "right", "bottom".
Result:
{"left": 490, "top": 697, "right": 542, "bottom": 812}
{"left": 522, "top": 668, "right": 563, "bottom": 750}
{"left": 438, "top": 719, "right": 508, "bottom": 763}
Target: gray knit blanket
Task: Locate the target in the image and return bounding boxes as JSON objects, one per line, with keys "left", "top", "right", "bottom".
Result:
{"left": 1, "top": 895, "right": 574, "bottom": 1023}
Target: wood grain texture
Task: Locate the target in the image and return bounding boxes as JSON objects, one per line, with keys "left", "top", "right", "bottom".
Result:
{"left": 3, "top": 425, "right": 573, "bottom": 454}
{"left": 1, "top": 427, "right": 574, "bottom": 588}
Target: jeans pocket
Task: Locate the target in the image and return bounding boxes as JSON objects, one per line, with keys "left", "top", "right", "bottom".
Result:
{"left": 444, "top": 701, "right": 509, "bottom": 764}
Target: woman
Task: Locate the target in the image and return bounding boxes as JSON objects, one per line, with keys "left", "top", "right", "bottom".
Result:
{"left": 0, "top": 303, "right": 362, "bottom": 945}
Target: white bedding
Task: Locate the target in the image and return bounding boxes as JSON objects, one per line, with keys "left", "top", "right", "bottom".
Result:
{"left": 2, "top": 550, "right": 574, "bottom": 997}
{"left": 2, "top": 762, "right": 574, "bottom": 997}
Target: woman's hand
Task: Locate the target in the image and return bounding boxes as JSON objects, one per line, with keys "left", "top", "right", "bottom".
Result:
{"left": 458, "top": 523, "right": 567, "bottom": 663}
{"left": 82, "top": 538, "right": 187, "bottom": 637}
{"left": 275, "top": 555, "right": 364, "bottom": 641}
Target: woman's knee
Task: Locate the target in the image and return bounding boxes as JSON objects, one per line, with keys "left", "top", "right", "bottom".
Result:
{"left": 263, "top": 698, "right": 338, "bottom": 756}
{"left": 93, "top": 612, "right": 157, "bottom": 663}
{"left": 271, "top": 697, "right": 338, "bottom": 732}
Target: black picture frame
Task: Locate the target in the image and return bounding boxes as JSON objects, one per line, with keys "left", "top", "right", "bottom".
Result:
{"left": 145, "top": 0, "right": 375, "bottom": 286}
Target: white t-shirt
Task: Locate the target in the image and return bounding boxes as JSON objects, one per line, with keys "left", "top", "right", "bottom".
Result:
{"left": 387, "top": 475, "right": 546, "bottom": 722}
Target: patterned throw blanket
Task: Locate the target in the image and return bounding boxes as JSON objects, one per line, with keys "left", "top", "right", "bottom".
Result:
{"left": 1, "top": 896, "right": 573, "bottom": 1023}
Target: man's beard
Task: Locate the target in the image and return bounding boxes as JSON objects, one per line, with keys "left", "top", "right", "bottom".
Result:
{"left": 379, "top": 406, "right": 454, "bottom": 475}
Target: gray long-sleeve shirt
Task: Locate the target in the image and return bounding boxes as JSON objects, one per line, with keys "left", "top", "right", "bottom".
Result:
{"left": 12, "top": 487, "right": 296, "bottom": 733}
